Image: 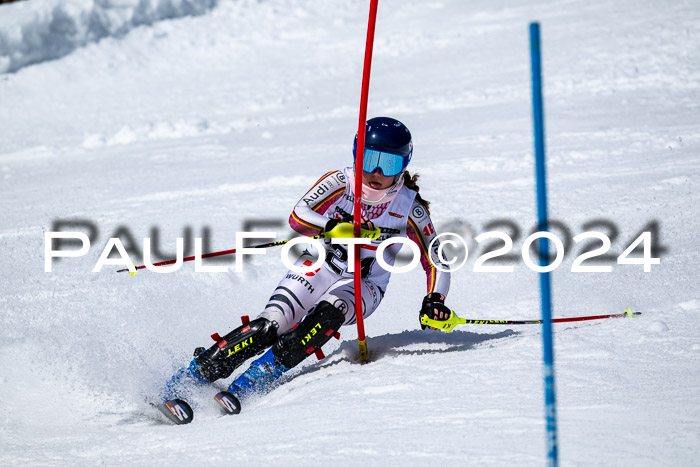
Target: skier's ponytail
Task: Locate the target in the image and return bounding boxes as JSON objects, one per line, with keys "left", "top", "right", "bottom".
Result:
{"left": 403, "top": 171, "right": 430, "bottom": 215}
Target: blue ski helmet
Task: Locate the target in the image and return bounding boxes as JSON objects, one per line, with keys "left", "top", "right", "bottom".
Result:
{"left": 353, "top": 117, "right": 413, "bottom": 178}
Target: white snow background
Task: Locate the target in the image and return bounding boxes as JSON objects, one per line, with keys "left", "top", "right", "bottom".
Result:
{"left": 1, "top": 0, "right": 699, "bottom": 465}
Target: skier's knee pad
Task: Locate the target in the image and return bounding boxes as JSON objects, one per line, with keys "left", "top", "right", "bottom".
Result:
{"left": 272, "top": 301, "right": 345, "bottom": 369}
{"left": 191, "top": 317, "right": 278, "bottom": 382}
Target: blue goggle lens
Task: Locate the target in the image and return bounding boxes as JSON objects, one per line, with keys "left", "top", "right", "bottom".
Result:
{"left": 361, "top": 149, "right": 407, "bottom": 177}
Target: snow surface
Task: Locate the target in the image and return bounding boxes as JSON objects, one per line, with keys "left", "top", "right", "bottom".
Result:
{"left": 1, "top": 0, "right": 699, "bottom": 465}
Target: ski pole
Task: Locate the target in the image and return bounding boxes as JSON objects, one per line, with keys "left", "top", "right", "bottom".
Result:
{"left": 116, "top": 223, "right": 382, "bottom": 273}
{"left": 116, "top": 235, "right": 322, "bottom": 273}
{"left": 420, "top": 308, "right": 640, "bottom": 332}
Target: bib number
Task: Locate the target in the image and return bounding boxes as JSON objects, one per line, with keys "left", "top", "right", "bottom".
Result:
{"left": 325, "top": 244, "right": 376, "bottom": 277}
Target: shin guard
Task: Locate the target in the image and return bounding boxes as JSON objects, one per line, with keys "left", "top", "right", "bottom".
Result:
{"left": 272, "top": 301, "right": 344, "bottom": 369}
{"left": 190, "top": 317, "right": 278, "bottom": 383}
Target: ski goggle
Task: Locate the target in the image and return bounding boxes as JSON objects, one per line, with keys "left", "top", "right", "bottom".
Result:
{"left": 359, "top": 149, "right": 409, "bottom": 177}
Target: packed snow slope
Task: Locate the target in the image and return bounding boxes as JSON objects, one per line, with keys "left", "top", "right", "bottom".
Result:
{"left": 1, "top": 0, "right": 699, "bottom": 465}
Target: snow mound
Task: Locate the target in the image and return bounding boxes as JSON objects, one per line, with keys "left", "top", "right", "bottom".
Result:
{"left": 647, "top": 321, "right": 670, "bottom": 333}
{"left": 677, "top": 299, "right": 699, "bottom": 311}
{"left": 0, "top": 0, "right": 217, "bottom": 74}
{"left": 82, "top": 117, "right": 222, "bottom": 147}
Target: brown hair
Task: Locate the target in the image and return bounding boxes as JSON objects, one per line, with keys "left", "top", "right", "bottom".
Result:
{"left": 403, "top": 171, "right": 430, "bottom": 215}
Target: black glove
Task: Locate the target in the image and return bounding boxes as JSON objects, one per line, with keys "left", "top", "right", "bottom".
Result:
{"left": 419, "top": 293, "right": 451, "bottom": 330}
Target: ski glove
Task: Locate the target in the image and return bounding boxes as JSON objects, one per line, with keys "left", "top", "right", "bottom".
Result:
{"left": 323, "top": 217, "right": 380, "bottom": 240}
{"left": 419, "top": 293, "right": 451, "bottom": 330}
{"left": 323, "top": 215, "right": 351, "bottom": 234}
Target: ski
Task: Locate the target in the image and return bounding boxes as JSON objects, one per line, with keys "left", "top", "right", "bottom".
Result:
{"left": 155, "top": 392, "right": 242, "bottom": 425}
{"left": 214, "top": 391, "right": 242, "bottom": 415}
{"left": 156, "top": 399, "right": 194, "bottom": 425}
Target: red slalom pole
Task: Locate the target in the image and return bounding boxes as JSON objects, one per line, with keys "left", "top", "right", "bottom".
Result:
{"left": 353, "top": 0, "right": 379, "bottom": 362}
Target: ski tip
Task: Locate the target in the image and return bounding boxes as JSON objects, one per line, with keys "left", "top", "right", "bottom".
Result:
{"left": 214, "top": 391, "right": 242, "bottom": 415}
{"left": 157, "top": 399, "right": 194, "bottom": 425}
{"left": 623, "top": 308, "right": 641, "bottom": 318}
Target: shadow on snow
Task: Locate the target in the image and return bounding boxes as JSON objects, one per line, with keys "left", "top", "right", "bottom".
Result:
{"left": 296, "top": 328, "right": 519, "bottom": 378}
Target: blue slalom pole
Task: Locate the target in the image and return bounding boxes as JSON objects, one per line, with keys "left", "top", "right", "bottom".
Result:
{"left": 529, "top": 22, "right": 559, "bottom": 467}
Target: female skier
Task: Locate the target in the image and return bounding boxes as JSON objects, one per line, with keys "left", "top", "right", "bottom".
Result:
{"left": 160, "top": 117, "right": 453, "bottom": 423}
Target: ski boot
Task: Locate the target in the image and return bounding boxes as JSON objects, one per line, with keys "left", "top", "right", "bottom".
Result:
{"left": 215, "top": 300, "right": 344, "bottom": 415}
{"left": 215, "top": 347, "right": 287, "bottom": 414}
{"left": 158, "top": 316, "right": 279, "bottom": 424}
